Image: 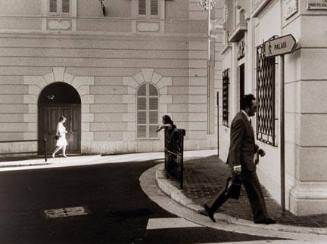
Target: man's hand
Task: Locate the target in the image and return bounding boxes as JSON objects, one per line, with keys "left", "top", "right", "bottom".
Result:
{"left": 233, "top": 165, "right": 242, "bottom": 175}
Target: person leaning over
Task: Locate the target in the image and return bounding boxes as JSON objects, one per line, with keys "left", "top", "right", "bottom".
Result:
{"left": 199, "top": 94, "right": 276, "bottom": 225}
{"left": 156, "top": 114, "right": 176, "bottom": 133}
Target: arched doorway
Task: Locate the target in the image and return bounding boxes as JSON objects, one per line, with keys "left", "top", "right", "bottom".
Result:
{"left": 38, "top": 82, "right": 81, "bottom": 155}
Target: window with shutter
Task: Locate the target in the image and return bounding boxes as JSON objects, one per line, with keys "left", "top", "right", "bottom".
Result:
{"left": 137, "top": 84, "right": 159, "bottom": 139}
{"left": 138, "top": 0, "right": 159, "bottom": 17}
{"left": 62, "top": 0, "right": 70, "bottom": 13}
{"left": 48, "top": 0, "right": 70, "bottom": 15}
{"left": 139, "top": 0, "right": 146, "bottom": 15}
{"left": 49, "top": 0, "right": 57, "bottom": 12}
{"left": 151, "top": 0, "right": 158, "bottom": 15}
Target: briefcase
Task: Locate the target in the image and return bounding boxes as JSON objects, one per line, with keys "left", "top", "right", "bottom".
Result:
{"left": 225, "top": 176, "right": 241, "bottom": 199}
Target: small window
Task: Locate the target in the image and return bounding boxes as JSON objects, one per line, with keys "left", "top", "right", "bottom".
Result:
{"left": 62, "top": 0, "right": 70, "bottom": 13}
{"left": 139, "top": 0, "right": 146, "bottom": 15}
{"left": 151, "top": 0, "right": 158, "bottom": 15}
{"left": 49, "top": 0, "right": 57, "bottom": 12}
{"left": 49, "top": 0, "right": 70, "bottom": 15}
{"left": 138, "top": 0, "right": 159, "bottom": 17}
{"left": 137, "top": 84, "right": 159, "bottom": 139}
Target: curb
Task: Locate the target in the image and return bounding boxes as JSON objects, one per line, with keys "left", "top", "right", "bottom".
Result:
{"left": 155, "top": 163, "right": 327, "bottom": 236}
{"left": 0, "top": 155, "right": 103, "bottom": 172}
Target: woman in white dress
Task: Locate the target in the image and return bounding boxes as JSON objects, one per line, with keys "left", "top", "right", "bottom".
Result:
{"left": 52, "top": 116, "right": 68, "bottom": 158}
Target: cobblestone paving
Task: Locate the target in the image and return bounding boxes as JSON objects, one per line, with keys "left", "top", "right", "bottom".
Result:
{"left": 182, "top": 155, "right": 327, "bottom": 228}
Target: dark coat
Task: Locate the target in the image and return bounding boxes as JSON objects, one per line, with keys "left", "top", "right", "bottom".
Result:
{"left": 227, "top": 111, "right": 259, "bottom": 172}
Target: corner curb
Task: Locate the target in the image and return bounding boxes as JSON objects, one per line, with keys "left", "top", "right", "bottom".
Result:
{"left": 155, "top": 163, "right": 327, "bottom": 237}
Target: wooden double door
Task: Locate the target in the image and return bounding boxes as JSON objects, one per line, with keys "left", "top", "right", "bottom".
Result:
{"left": 39, "top": 104, "right": 81, "bottom": 155}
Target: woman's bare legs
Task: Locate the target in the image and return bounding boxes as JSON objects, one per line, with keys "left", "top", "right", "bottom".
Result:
{"left": 52, "top": 146, "right": 63, "bottom": 158}
{"left": 62, "top": 145, "right": 67, "bottom": 158}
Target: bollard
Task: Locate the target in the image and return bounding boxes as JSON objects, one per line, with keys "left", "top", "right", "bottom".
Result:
{"left": 43, "top": 137, "right": 47, "bottom": 162}
{"left": 164, "top": 128, "right": 185, "bottom": 189}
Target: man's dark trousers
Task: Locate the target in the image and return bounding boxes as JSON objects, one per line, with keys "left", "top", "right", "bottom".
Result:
{"left": 207, "top": 169, "right": 269, "bottom": 222}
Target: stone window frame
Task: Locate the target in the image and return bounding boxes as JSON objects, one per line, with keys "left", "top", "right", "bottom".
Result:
{"left": 123, "top": 69, "right": 172, "bottom": 142}
{"left": 136, "top": 83, "right": 159, "bottom": 139}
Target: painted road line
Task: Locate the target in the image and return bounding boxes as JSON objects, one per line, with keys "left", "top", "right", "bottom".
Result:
{"left": 201, "top": 241, "right": 327, "bottom": 244}
{"left": 146, "top": 217, "right": 202, "bottom": 230}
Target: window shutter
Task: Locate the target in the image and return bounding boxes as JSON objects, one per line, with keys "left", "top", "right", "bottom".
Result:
{"left": 151, "top": 0, "right": 159, "bottom": 15}
{"left": 139, "top": 0, "right": 146, "bottom": 15}
{"left": 149, "top": 84, "right": 158, "bottom": 96}
{"left": 62, "top": 0, "right": 70, "bottom": 13}
{"left": 149, "top": 126, "right": 158, "bottom": 138}
{"left": 49, "top": 0, "right": 57, "bottom": 12}
{"left": 137, "top": 126, "right": 146, "bottom": 138}
{"left": 137, "top": 111, "right": 146, "bottom": 124}
{"left": 149, "top": 98, "right": 158, "bottom": 110}
{"left": 137, "top": 84, "right": 146, "bottom": 96}
{"left": 137, "top": 97, "right": 146, "bottom": 110}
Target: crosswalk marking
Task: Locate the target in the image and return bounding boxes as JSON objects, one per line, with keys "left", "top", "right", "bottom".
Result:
{"left": 146, "top": 217, "right": 202, "bottom": 230}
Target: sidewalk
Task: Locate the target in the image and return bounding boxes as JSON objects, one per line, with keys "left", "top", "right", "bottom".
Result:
{"left": 156, "top": 154, "right": 327, "bottom": 233}
{"left": 0, "top": 150, "right": 215, "bottom": 172}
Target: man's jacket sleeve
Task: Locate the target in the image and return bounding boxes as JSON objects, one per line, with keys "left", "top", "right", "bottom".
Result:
{"left": 228, "top": 118, "right": 245, "bottom": 168}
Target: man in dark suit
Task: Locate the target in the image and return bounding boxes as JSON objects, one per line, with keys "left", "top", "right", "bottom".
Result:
{"left": 199, "top": 94, "right": 275, "bottom": 224}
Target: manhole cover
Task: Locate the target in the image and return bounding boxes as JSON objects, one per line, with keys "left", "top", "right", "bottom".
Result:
{"left": 44, "top": 206, "right": 88, "bottom": 218}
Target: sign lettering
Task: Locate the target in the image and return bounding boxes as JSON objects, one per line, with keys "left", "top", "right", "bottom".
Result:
{"left": 307, "top": 0, "right": 327, "bottom": 10}
{"left": 264, "top": 34, "right": 296, "bottom": 57}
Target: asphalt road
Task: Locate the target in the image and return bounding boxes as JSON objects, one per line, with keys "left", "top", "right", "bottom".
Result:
{"left": 0, "top": 160, "right": 282, "bottom": 243}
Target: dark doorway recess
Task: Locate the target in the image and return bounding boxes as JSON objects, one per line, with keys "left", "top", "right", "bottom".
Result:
{"left": 38, "top": 82, "right": 81, "bottom": 155}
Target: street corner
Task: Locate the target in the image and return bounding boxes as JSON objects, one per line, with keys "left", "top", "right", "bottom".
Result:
{"left": 155, "top": 163, "right": 194, "bottom": 207}
{"left": 153, "top": 163, "right": 327, "bottom": 241}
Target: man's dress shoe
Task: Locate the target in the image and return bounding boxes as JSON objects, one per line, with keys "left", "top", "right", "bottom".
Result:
{"left": 198, "top": 204, "right": 216, "bottom": 222}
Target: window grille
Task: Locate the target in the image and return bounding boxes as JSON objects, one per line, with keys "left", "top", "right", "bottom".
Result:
{"left": 137, "top": 84, "right": 159, "bottom": 138}
{"left": 222, "top": 69, "right": 229, "bottom": 127}
{"left": 256, "top": 44, "right": 276, "bottom": 145}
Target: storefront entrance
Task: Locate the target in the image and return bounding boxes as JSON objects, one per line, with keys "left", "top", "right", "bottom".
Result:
{"left": 38, "top": 82, "right": 81, "bottom": 155}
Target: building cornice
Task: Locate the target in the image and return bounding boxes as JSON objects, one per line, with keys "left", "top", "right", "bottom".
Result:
{"left": 228, "top": 23, "right": 247, "bottom": 43}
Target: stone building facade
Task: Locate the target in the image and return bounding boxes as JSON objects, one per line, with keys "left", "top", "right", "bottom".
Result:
{"left": 0, "top": 0, "right": 224, "bottom": 155}
{"left": 218, "top": 0, "right": 327, "bottom": 215}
